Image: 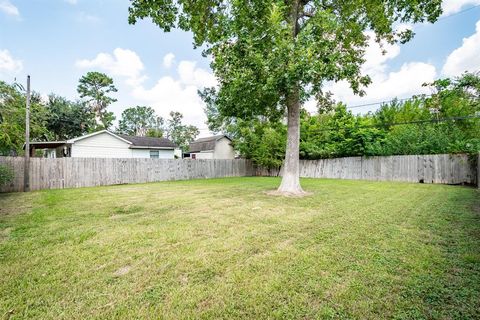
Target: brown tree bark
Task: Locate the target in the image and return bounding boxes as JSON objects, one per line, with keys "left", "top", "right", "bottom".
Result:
{"left": 277, "top": 89, "right": 305, "bottom": 194}
{"left": 276, "top": 0, "right": 305, "bottom": 195}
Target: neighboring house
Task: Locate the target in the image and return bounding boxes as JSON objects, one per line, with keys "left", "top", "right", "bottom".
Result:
{"left": 27, "top": 130, "right": 178, "bottom": 159}
{"left": 187, "top": 135, "right": 235, "bottom": 159}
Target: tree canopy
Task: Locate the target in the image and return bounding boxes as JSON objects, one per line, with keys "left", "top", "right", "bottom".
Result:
{"left": 219, "top": 72, "right": 480, "bottom": 169}
{"left": 1, "top": 79, "right": 109, "bottom": 156}
{"left": 0, "top": 75, "right": 201, "bottom": 156}
{"left": 129, "top": 0, "right": 443, "bottom": 194}
{"left": 45, "top": 95, "right": 96, "bottom": 141}
{"left": 77, "top": 71, "right": 117, "bottom": 129}
{"left": 165, "top": 111, "right": 200, "bottom": 152}
{"left": 118, "top": 106, "right": 163, "bottom": 137}
{"left": 116, "top": 108, "right": 199, "bottom": 151}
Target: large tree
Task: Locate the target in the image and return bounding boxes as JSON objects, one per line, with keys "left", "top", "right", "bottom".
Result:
{"left": 45, "top": 95, "right": 96, "bottom": 140}
{"left": 118, "top": 106, "right": 163, "bottom": 137}
{"left": 77, "top": 71, "right": 117, "bottom": 129}
{"left": 128, "top": 0, "right": 442, "bottom": 194}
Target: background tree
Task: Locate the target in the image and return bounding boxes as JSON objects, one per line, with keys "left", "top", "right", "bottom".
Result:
{"left": 236, "top": 120, "right": 286, "bottom": 172}
{"left": 146, "top": 116, "right": 166, "bottom": 138}
{"left": 206, "top": 73, "right": 480, "bottom": 163}
{"left": 129, "top": 0, "right": 442, "bottom": 195}
{"left": 45, "top": 95, "right": 96, "bottom": 140}
{"left": 166, "top": 111, "right": 199, "bottom": 152}
{"left": 118, "top": 106, "right": 163, "bottom": 136}
{"left": 77, "top": 71, "right": 117, "bottom": 129}
{"left": 0, "top": 81, "right": 50, "bottom": 156}
{"left": 369, "top": 72, "right": 480, "bottom": 155}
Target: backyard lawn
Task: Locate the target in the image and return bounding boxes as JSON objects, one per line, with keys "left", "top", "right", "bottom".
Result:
{"left": 0, "top": 177, "right": 479, "bottom": 319}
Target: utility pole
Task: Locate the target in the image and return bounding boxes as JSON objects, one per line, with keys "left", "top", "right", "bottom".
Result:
{"left": 24, "top": 75, "right": 30, "bottom": 192}
{"left": 478, "top": 152, "right": 480, "bottom": 189}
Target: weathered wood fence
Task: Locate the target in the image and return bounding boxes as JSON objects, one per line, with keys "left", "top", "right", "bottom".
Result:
{"left": 0, "top": 157, "right": 254, "bottom": 193}
{"left": 257, "top": 154, "right": 478, "bottom": 186}
{"left": 1, "top": 154, "right": 478, "bottom": 193}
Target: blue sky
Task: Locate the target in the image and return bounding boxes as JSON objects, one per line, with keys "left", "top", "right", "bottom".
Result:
{"left": 1, "top": 0, "right": 480, "bottom": 133}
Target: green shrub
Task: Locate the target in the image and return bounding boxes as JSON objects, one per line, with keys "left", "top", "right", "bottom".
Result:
{"left": 0, "top": 164, "right": 14, "bottom": 186}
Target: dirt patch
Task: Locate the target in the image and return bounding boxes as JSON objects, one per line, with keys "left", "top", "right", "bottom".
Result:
{"left": 264, "top": 190, "right": 313, "bottom": 198}
{"left": 114, "top": 266, "right": 131, "bottom": 277}
{"left": 179, "top": 274, "right": 189, "bottom": 286}
{"left": 0, "top": 192, "right": 40, "bottom": 217}
{"left": 0, "top": 227, "right": 12, "bottom": 242}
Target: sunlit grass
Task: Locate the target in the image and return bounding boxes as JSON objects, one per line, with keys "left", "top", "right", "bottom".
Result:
{"left": 0, "top": 177, "right": 479, "bottom": 319}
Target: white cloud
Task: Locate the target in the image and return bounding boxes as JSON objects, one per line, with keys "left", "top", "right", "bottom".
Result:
{"left": 442, "top": 0, "right": 480, "bottom": 15}
{"left": 177, "top": 60, "right": 217, "bottom": 87}
{"left": 76, "top": 48, "right": 146, "bottom": 86}
{"left": 361, "top": 32, "right": 401, "bottom": 76}
{"left": 0, "top": 0, "right": 19, "bottom": 17}
{"left": 76, "top": 48, "right": 217, "bottom": 129}
{"left": 163, "top": 53, "right": 175, "bottom": 68}
{"left": 64, "top": 0, "right": 77, "bottom": 4}
{"left": 76, "top": 12, "right": 100, "bottom": 23}
{"left": 131, "top": 61, "right": 217, "bottom": 127}
{"left": 0, "top": 49, "right": 22, "bottom": 74}
{"left": 442, "top": 20, "right": 480, "bottom": 76}
{"left": 324, "top": 62, "right": 436, "bottom": 109}
{"left": 310, "top": 33, "right": 436, "bottom": 113}
{"left": 131, "top": 77, "right": 209, "bottom": 127}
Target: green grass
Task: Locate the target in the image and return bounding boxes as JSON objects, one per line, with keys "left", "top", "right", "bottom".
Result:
{"left": 0, "top": 177, "right": 479, "bottom": 319}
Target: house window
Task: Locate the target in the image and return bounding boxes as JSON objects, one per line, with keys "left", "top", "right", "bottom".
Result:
{"left": 150, "top": 150, "right": 159, "bottom": 159}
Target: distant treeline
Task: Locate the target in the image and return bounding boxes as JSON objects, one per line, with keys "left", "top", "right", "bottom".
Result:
{"left": 218, "top": 73, "right": 480, "bottom": 169}
{"left": 0, "top": 72, "right": 199, "bottom": 155}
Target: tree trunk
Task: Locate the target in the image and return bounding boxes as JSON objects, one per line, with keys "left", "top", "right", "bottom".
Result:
{"left": 277, "top": 89, "right": 305, "bottom": 195}
{"left": 276, "top": 0, "right": 305, "bottom": 195}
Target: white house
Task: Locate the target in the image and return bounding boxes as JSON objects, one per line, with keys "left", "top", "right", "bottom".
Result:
{"left": 28, "top": 130, "right": 178, "bottom": 159}
{"left": 187, "top": 135, "right": 235, "bottom": 159}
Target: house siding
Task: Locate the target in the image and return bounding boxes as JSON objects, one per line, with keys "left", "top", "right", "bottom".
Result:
{"left": 70, "top": 132, "right": 176, "bottom": 159}
{"left": 131, "top": 149, "right": 175, "bottom": 159}
{"left": 213, "top": 137, "right": 235, "bottom": 159}
{"left": 71, "top": 132, "right": 133, "bottom": 158}
{"left": 192, "top": 151, "right": 214, "bottom": 159}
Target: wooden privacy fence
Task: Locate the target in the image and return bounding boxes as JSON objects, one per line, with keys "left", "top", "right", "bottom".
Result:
{"left": 257, "top": 154, "right": 479, "bottom": 186}
{"left": 0, "top": 157, "right": 254, "bottom": 193}
{"left": 0, "top": 154, "right": 478, "bottom": 193}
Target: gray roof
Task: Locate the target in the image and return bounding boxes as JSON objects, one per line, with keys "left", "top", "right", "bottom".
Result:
{"left": 117, "top": 134, "right": 177, "bottom": 149}
{"left": 189, "top": 135, "right": 231, "bottom": 153}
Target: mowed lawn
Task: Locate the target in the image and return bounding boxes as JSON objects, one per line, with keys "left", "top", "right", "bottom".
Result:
{"left": 0, "top": 178, "right": 479, "bottom": 319}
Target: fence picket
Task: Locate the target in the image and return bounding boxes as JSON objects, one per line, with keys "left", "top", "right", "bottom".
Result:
{"left": 0, "top": 154, "right": 477, "bottom": 193}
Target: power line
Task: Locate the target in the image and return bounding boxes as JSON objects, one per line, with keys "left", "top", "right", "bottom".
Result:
{"left": 437, "top": 4, "right": 480, "bottom": 22}
{"left": 342, "top": 5, "right": 480, "bottom": 110}
{"left": 26, "top": 80, "right": 469, "bottom": 132}
{"left": 158, "top": 3, "right": 474, "bottom": 132}
{"left": 199, "top": 6, "right": 479, "bottom": 116}
{"left": 346, "top": 94, "right": 430, "bottom": 110}
{"left": 305, "top": 115, "right": 480, "bottom": 133}
{"left": 197, "top": 96, "right": 472, "bottom": 131}
{"left": 199, "top": 115, "right": 480, "bottom": 135}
